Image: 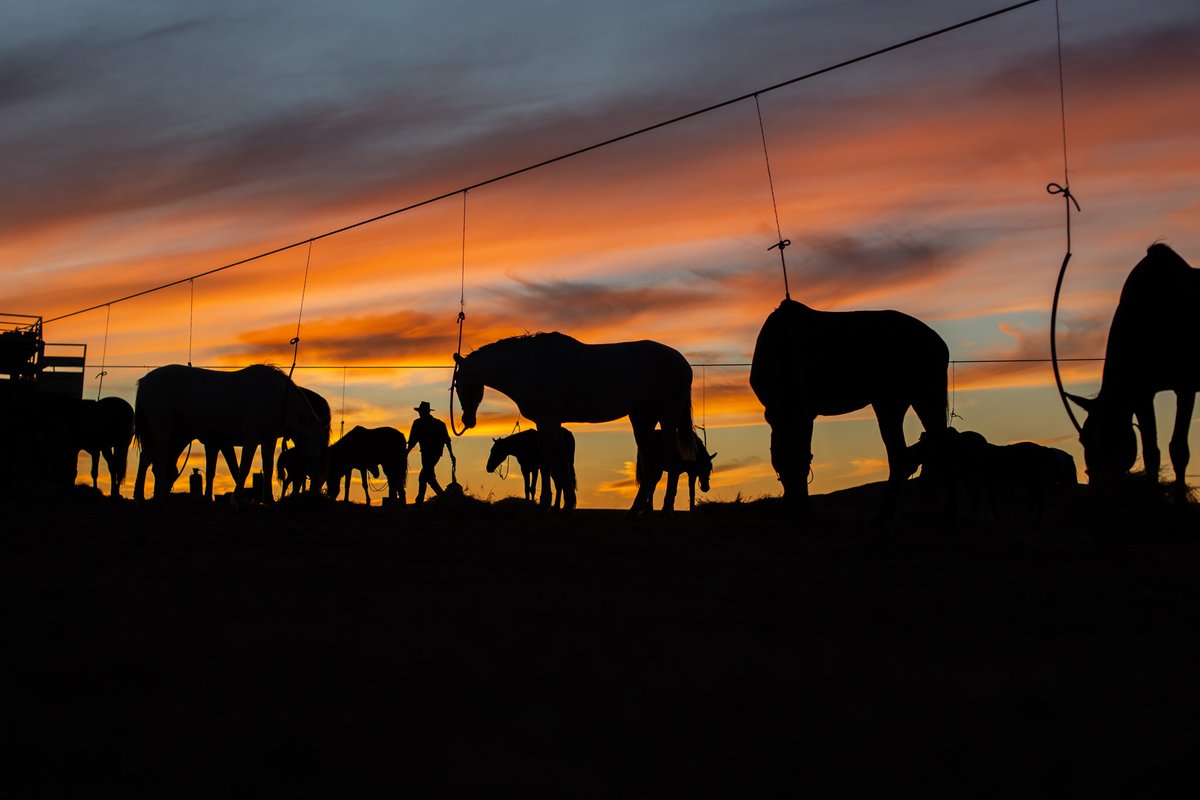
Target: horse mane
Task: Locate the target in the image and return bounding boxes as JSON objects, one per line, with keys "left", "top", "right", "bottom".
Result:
{"left": 1146, "top": 242, "right": 1192, "bottom": 270}
{"left": 471, "top": 331, "right": 574, "bottom": 356}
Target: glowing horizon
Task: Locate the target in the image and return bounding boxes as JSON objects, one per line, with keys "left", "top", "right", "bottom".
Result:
{"left": 7, "top": 1, "right": 1200, "bottom": 506}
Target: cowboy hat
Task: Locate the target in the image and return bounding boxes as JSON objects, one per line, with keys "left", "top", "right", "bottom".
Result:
{"left": 414, "top": 400, "right": 433, "bottom": 413}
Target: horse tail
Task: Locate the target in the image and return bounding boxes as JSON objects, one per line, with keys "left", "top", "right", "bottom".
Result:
{"left": 565, "top": 429, "right": 578, "bottom": 491}
{"left": 398, "top": 433, "right": 409, "bottom": 492}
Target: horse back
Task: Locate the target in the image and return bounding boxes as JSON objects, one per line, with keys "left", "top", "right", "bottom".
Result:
{"left": 752, "top": 300, "right": 948, "bottom": 416}
{"left": 1103, "top": 244, "right": 1200, "bottom": 395}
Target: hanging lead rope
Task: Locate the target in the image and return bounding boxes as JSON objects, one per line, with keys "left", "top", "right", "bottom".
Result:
{"left": 340, "top": 366, "right": 347, "bottom": 441}
{"left": 187, "top": 279, "right": 195, "bottom": 367}
{"left": 1047, "top": 0, "right": 1083, "bottom": 435}
{"left": 450, "top": 190, "right": 470, "bottom": 436}
{"left": 288, "top": 239, "right": 313, "bottom": 381}
{"left": 95, "top": 304, "right": 111, "bottom": 399}
{"left": 755, "top": 94, "right": 792, "bottom": 300}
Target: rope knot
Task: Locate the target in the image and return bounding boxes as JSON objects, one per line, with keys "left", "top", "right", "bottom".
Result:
{"left": 768, "top": 238, "right": 791, "bottom": 252}
{"left": 1046, "top": 182, "right": 1081, "bottom": 212}
{"left": 457, "top": 311, "right": 466, "bottom": 323}
{"left": 290, "top": 336, "right": 300, "bottom": 346}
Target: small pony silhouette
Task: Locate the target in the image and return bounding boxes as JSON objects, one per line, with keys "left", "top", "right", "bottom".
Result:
{"left": 72, "top": 396, "right": 134, "bottom": 497}
{"left": 638, "top": 428, "right": 716, "bottom": 511}
{"left": 486, "top": 428, "right": 576, "bottom": 508}
{"left": 324, "top": 425, "right": 408, "bottom": 505}
{"left": 910, "top": 427, "right": 1077, "bottom": 522}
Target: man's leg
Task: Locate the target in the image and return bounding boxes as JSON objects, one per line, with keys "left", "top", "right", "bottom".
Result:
{"left": 424, "top": 458, "right": 443, "bottom": 496}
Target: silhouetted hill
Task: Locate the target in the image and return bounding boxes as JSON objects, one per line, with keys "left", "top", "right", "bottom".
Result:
{"left": 3, "top": 482, "right": 1198, "bottom": 796}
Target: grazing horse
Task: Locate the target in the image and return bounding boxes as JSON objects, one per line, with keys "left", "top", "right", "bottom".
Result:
{"left": 485, "top": 428, "right": 577, "bottom": 508}
{"left": 324, "top": 425, "right": 408, "bottom": 505}
{"left": 911, "top": 427, "right": 1077, "bottom": 522}
{"left": 453, "top": 332, "right": 695, "bottom": 512}
{"left": 133, "top": 365, "right": 330, "bottom": 501}
{"left": 72, "top": 396, "right": 134, "bottom": 496}
{"left": 750, "top": 299, "right": 948, "bottom": 519}
{"left": 639, "top": 428, "right": 716, "bottom": 511}
{"left": 1067, "top": 243, "right": 1199, "bottom": 487}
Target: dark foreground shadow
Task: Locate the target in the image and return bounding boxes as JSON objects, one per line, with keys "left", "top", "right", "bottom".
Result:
{"left": 2, "top": 481, "right": 1198, "bottom": 796}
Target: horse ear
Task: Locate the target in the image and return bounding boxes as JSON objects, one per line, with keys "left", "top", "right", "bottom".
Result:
{"left": 1065, "top": 393, "right": 1094, "bottom": 413}
{"left": 708, "top": 451, "right": 717, "bottom": 460}
{"left": 493, "top": 437, "right": 499, "bottom": 442}
{"left": 453, "top": 352, "right": 463, "bottom": 364}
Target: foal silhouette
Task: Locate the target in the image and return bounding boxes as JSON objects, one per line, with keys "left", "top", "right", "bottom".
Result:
{"left": 325, "top": 425, "right": 408, "bottom": 505}
{"left": 72, "top": 396, "right": 134, "bottom": 497}
{"left": 1067, "top": 243, "right": 1199, "bottom": 488}
{"left": 486, "top": 428, "right": 576, "bottom": 508}
{"left": 750, "top": 299, "right": 948, "bottom": 519}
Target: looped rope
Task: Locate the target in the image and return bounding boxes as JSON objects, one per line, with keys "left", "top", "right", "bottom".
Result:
{"left": 449, "top": 192, "right": 470, "bottom": 437}
{"left": 1047, "top": 0, "right": 1083, "bottom": 436}
{"left": 1046, "top": 182, "right": 1081, "bottom": 213}
{"left": 768, "top": 239, "right": 791, "bottom": 252}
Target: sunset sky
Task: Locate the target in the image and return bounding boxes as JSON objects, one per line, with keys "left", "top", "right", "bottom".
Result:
{"left": 4, "top": 0, "right": 1199, "bottom": 506}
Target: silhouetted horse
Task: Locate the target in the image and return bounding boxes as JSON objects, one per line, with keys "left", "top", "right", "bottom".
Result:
{"left": 324, "top": 425, "right": 408, "bottom": 505}
{"left": 276, "top": 447, "right": 308, "bottom": 497}
{"left": 217, "top": 387, "right": 331, "bottom": 500}
{"left": 485, "top": 428, "right": 577, "bottom": 508}
{"left": 638, "top": 428, "right": 716, "bottom": 511}
{"left": 454, "top": 332, "right": 695, "bottom": 512}
{"left": 911, "top": 427, "right": 1077, "bottom": 522}
{"left": 750, "top": 299, "right": 948, "bottom": 519}
{"left": 1067, "top": 244, "right": 1199, "bottom": 488}
{"left": 133, "top": 365, "right": 330, "bottom": 501}
{"left": 72, "top": 396, "right": 134, "bottom": 496}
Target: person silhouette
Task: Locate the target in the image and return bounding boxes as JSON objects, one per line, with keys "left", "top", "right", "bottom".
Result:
{"left": 406, "top": 400, "right": 455, "bottom": 504}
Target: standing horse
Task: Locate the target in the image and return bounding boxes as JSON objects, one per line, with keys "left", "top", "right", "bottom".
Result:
{"left": 750, "top": 299, "right": 948, "bottom": 519}
{"left": 324, "top": 425, "right": 408, "bottom": 505}
{"left": 639, "top": 428, "right": 716, "bottom": 511}
{"left": 215, "top": 387, "right": 331, "bottom": 499}
{"left": 486, "top": 428, "right": 576, "bottom": 508}
{"left": 1067, "top": 244, "right": 1199, "bottom": 487}
{"left": 453, "top": 332, "right": 695, "bottom": 512}
{"left": 133, "top": 365, "right": 330, "bottom": 501}
{"left": 72, "top": 396, "right": 134, "bottom": 496}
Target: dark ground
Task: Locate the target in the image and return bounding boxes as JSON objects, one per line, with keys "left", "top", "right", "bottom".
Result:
{"left": 3, "top": 480, "right": 1199, "bottom": 797}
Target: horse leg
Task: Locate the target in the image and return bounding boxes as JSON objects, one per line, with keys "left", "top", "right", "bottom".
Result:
{"left": 662, "top": 468, "right": 679, "bottom": 512}
{"left": 134, "top": 447, "right": 150, "bottom": 501}
{"left": 767, "top": 412, "right": 814, "bottom": 510}
{"left": 629, "top": 413, "right": 657, "bottom": 513}
{"left": 1135, "top": 399, "right": 1160, "bottom": 481}
{"left": 536, "top": 423, "right": 561, "bottom": 509}
{"left": 688, "top": 472, "right": 697, "bottom": 511}
{"left": 260, "top": 439, "right": 277, "bottom": 503}
{"left": 874, "top": 403, "right": 911, "bottom": 521}
{"left": 524, "top": 466, "right": 536, "bottom": 502}
{"left": 1169, "top": 391, "right": 1194, "bottom": 488}
{"left": 101, "top": 447, "right": 118, "bottom": 496}
{"left": 360, "top": 467, "right": 370, "bottom": 505}
{"left": 89, "top": 449, "right": 100, "bottom": 489}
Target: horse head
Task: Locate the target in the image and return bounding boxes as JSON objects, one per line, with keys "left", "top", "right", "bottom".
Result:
{"left": 485, "top": 436, "right": 507, "bottom": 474}
{"left": 697, "top": 449, "right": 716, "bottom": 493}
{"left": 452, "top": 352, "right": 484, "bottom": 429}
{"left": 1067, "top": 394, "right": 1137, "bottom": 481}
